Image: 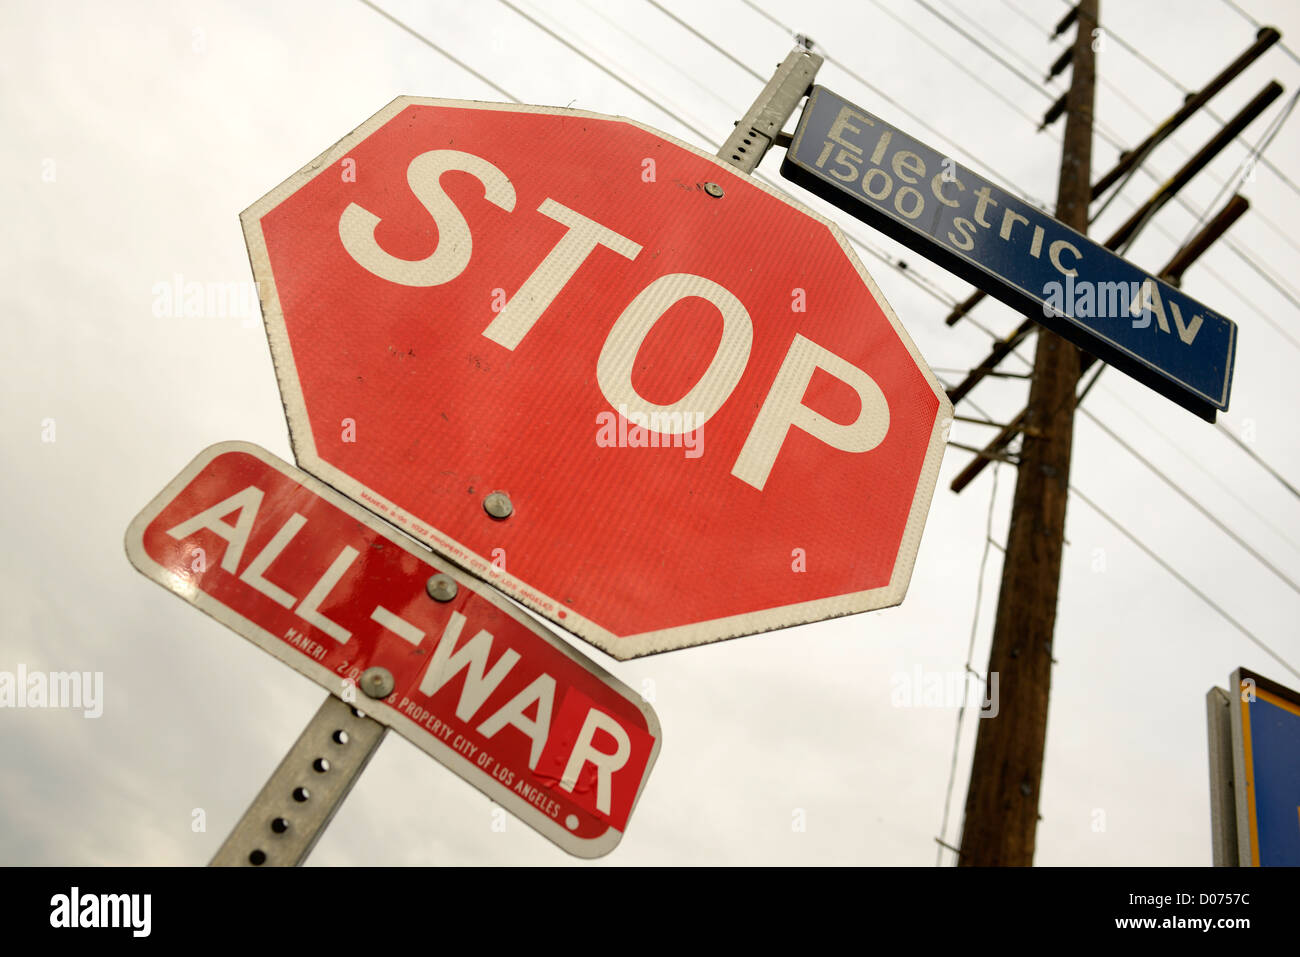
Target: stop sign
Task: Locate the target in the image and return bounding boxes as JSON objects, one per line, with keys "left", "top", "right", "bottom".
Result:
{"left": 242, "top": 96, "right": 951, "bottom": 660}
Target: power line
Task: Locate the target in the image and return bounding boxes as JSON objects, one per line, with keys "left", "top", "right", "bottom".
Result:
{"left": 1085, "top": 384, "right": 1300, "bottom": 558}
{"left": 642, "top": 0, "right": 763, "bottom": 81}
{"left": 1216, "top": 420, "right": 1300, "bottom": 502}
{"left": 1079, "top": 406, "right": 1300, "bottom": 598}
{"left": 939, "top": 2, "right": 1300, "bottom": 297}
{"left": 904, "top": 0, "right": 1177, "bottom": 162}
{"left": 1217, "top": 0, "right": 1300, "bottom": 68}
{"left": 908, "top": 18, "right": 1300, "bottom": 351}
{"left": 936, "top": 461, "right": 1001, "bottom": 867}
{"left": 497, "top": 0, "right": 719, "bottom": 145}
{"left": 998, "top": 0, "right": 1055, "bottom": 38}
{"left": 1052, "top": 0, "right": 1300, "bottom": 200}
{"left": 903, "top": 0, "right": 1148, "bottom": 177}
{"left": 1181, "top": 88, "right": 1300, "bottom": 247}
{"left": 938, "top": 0, "right": 1066, "bottom": 91}
{"left": 918, "top": 0, "right": 1300, "bottom": 288}
{"left": 739, "top": 0, "right": 1054, "bottom": 208}
{"left": 911, "top": 0, "right": 1051, "bottom": 93}
{"left": 1071, "top": 485, "right": 1300, "bottom": 683}
{"left": 864, "top": 0, "right": 1055, "bottom": 130}
{"left": 937, "top": 0, "right": 1159, "bottom": 128}
{"left": 576, "top": 0, "right": 743, "bottom": 117}
{"left": 354, "top": 0, "right": 518, "bottom": 101}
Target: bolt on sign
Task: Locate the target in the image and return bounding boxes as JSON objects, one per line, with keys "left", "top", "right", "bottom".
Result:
{"left": 125, "top": 442, "right": 660, "bottom": 857}
{"left": 241, "top": 97, "right": 952, "bottom": 660}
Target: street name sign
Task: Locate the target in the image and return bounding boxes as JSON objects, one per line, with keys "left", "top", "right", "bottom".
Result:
{"left": 125, "top": 442, "right": 660, "bottom": 857}
{"left": 241, "top": 96, "right": 952, "bottom": 660}
{"left": 782, "top": 85, "right": 1237, "bottom": 421}
{"left": 1229, "top": 666, "right": 1300, "bottom": 866}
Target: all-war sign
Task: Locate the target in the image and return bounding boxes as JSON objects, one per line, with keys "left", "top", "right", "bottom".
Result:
{"left": 782, "top": 86, "right": 1237, "bottom": 421}
{"left": 126, "top": 442, "right": 660, "bottom": 858}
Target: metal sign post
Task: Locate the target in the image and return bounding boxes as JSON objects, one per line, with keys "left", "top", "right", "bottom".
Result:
{"left": 1205, "top": 685, "right": 1238, "bottom": 867}
{"left": 211, "top": 695, "right": 387, "bottom": 867}
{"left": 718, "top": 45, "right": 822, "bottom": 173}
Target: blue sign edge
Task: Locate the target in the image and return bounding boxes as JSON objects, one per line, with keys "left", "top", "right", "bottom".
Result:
{"left": 1233, "top": 666, "right": 1300, "bottom": 866}
{"left": 780, "top": 85, "right": 1237, "bottom": 421}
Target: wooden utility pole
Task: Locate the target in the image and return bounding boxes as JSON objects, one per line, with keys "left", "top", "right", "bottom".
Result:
{"left": 958, "top": 0, "right": 1098, "bottom": 866}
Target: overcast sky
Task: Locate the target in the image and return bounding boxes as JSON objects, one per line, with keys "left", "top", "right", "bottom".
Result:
{"left": 3, "top": 0, "right": 1299, "bottom": 866}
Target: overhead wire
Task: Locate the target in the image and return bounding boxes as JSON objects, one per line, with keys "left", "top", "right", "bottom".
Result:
{"left": 863, "top": 0, "right": 1063, "bottom": 131}
{"left": 354, "top": 0, "right": 517, "bottom": 101}
{"left": 1218, "top": 0, "right": 1300, "bottom": 68}
{"left": 936, "top": 460, "right": 1001, "bottom": 867}
{"left": 739, "top": 0, "right": 1055, "bottom": 208}
{"left": 918, "top": 0, "right": 1300, "bottom": 306}
{"left": 1078, "top": 406, "right": 1300, "bottom": 597}
{"left": 1086, "top": 383, "right": 1300, "bottom": 554}
{"left": 1215, "top": 420, "right": 1300, "bottom": 502}
{"left": 936, "top": 0, "right": 1159, "bottom": 127}
{"left": 892, "top": 0, "right": 1300, "bottom": 349}
{"left": 1071, "top": 486, "right": 1300, "bottom": 683}
{"left": 1051, "top": 0, "right": 1300, "bottom": 200}
{"left": 1179, "top": 87, "right": 1300, "bottom": 247}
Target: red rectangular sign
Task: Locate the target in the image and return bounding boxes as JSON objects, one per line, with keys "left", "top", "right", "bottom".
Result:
{"left": 125, "top": 442, "right": 660, "bottom": 857}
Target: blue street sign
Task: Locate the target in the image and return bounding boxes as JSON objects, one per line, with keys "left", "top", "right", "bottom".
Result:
{"left": 781, "top": 85, "right": 1237, "bottom": 421}
{"left": 1231, "top": 667, "right": 1300, "bottom": 866}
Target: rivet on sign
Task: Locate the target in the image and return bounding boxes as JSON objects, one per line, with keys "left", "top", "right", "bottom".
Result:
{"left": 483, "top": 491, "right": 513, "bottom": 520}
{"left": 359, "top": 667, "right": 394, "bottom": 700}
{"left": 426, "top": 573, "right": 459, "bottom": 602}
{"left": 703, "top": 182, "right": 724, "bottom": 198}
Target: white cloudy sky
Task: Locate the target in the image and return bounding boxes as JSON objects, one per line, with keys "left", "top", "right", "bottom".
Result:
{"left": 2, "top": 0, "right": 1299, "bottom": 866}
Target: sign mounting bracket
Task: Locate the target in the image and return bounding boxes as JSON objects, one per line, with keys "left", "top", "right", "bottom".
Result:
{"left": 718, "top": 46, "right": 822, "bottom": 173}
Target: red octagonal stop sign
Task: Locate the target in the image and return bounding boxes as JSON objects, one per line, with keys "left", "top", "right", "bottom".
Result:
{"left": 242, "top": 96, "right": 951, "bottom": 659}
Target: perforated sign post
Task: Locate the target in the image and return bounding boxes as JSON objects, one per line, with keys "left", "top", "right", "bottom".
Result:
{"left": 126, "top": 443, "right": 660, "bottom": 862}
{"left": 241, "top": 94, "right": 952, "bottom": 660}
